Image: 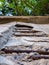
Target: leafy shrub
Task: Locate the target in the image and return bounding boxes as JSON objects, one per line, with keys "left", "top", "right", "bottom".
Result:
{"left": 0, "top": 0, "right": 49, "bottom": 16}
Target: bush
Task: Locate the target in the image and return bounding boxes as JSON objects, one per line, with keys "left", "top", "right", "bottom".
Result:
{"left": 0, "top": 0, "right": 49, "bottom": 16}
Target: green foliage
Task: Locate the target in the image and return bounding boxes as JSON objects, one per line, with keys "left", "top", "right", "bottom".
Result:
{"left": 0, "top": 0, "right": 49, "bottom": 16}
{"left": 33, "top": 0, "right": 49, "bottom": 15}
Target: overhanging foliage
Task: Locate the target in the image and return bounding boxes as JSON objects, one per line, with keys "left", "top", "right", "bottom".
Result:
{"left": 0, "top": 0, "right": 49, "bottom": 16}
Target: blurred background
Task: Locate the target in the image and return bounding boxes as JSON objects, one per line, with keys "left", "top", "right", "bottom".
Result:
{"left": 0, "top": 0, "right": 49, "bottom": 16}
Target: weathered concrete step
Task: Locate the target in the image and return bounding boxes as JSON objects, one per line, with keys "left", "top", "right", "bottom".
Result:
{"left": 14, "top": 32, "right": 47, "bottom": 37}
{"left": 14, "top": 26, "right": 32, "bottom": 30}
{"left": 22, "top": 37, "right": 49, "bottom": 42}
{"left": 15, "top": 30, "right": 40, "bottom": 33}
{"left": 1, "top": 48, "right": 49, "bottom": 55}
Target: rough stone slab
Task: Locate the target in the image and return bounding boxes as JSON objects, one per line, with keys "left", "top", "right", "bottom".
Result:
{"left": 0, "top": 22, "right": 16, "bottom": 49}
{"left": 1, "top": 53, "right": 49, "bottom": 65}
{"left": 0, "top": 55, "right": 16, "bottom": 65}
